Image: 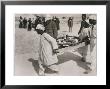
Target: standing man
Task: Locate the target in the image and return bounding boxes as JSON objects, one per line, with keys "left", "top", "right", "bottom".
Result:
{"left": 35, "top": 16, "right": 40, "bottom": 29}
{"left": 23, "top": 17, "right": 27, "bottom": 29}
{"left": 78, "top": 14, "right": 90, "bottom": 62}
{"left": 28, "top": 18, "right": 32, "bottom": 31}
{"left": 78, "top": 14, "right": 90, "bottom": 35}
{"left": 45, "top": 15, "right": 58, "bottom": 39}
{"left": 53, "top": 16, "right": 60, "bottom": 31}
{"left": 19, "top": 16, "right": 23, "bottom": 28}
{"left": 68, "top": 17, "right": 73, "bottom": 32}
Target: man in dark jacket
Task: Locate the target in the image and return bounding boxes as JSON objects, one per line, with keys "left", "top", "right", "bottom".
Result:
{"left": 28, "top": 18, "right": 32, "bottom": 31}
{"left": 23, "top": 17, "right": 27, "bottom": 28}
{"left": 45, "top": 15, "right": 58, "bottom": 39}
{"left": 78, "top": 14, "right": 90, "bottom": 35}
{"left": 52, "top": 16, "right": 60, "bottom": 30}
{"left": 35, "top": 16, "right": 41, "bottom": 29}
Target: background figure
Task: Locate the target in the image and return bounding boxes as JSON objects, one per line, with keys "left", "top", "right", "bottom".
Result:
{"left": 78, "top": 14, "right": 90, "bottom": 35}
{"left": 52, "top": 16, "right": 60, "bottom": 30}
{"left": 19, "top": 16, "right": 23, "bottom": 28}
{"left": 35, "top": 16, "right": 42, "bottom": 29}
{"left": 23, "top": 17, "right": 27, "bottom": 29}
{"left": 31, "top": 18, "right": 35, "bottom": 28}
{"left": 78, "top": 14, "right": 90, "bottom": 62}
{"left": 28, "top": 18, "right": 32, "bottom": 31}
{"left": 68, "top": 17, "right": 73, "bottom": 32}
{"left": 41, "top": 16, "right": 46, "bottom": 26}
{"left": 45, "top": 15, "right": 58, "bottom": 39}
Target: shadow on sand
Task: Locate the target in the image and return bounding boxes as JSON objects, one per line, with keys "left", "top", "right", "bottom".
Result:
{"left": 57, "top": 52, "right": 89, "bottom": 70}
{"left": 28, "top": 58, "right": 39, "bottom": 74}
{"left": 28, "top": 58, "right": 59, "bottom": 74}
{"left": 28, "top": 50, "right": 89, "bottom": 75}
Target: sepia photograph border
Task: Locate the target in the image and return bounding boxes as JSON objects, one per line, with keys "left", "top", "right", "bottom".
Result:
{"left": 1, "top": 0, "right": 110, "bottom": 88}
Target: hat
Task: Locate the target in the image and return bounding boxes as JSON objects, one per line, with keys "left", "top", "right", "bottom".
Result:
{"left": 36, "top": 24, "right": 45, "bottom": 31}
{"left": 89, "top": 15, "right": 97, "bottom": 20}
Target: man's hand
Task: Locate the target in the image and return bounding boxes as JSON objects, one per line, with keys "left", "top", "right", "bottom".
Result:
{"left": 53, "top": 49, "right": 59, "bottom": 54}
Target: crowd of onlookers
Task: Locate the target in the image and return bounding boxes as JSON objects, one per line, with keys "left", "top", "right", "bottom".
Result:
{"left": 18, "top": 15, "right": 60, "bottom": 31}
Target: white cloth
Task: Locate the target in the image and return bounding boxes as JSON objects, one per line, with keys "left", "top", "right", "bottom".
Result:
{"left": 90, "top": 43, "right": 96, "bottom": 70}
{"left": 89, "top": 15, "right": 97, "bottom": 20}
{"left": 79, "top": 27, "right": 90, "bottom": 41}
{"left": 86, "top": 25, "right": 97, "bottom": 71}
{"left": 38, "top": 33, "right": 58, "bottom": 66}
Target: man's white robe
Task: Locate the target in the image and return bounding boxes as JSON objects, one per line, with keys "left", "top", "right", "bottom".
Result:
{"left": 39, "top": 33, "right": 58, "bottom": 66}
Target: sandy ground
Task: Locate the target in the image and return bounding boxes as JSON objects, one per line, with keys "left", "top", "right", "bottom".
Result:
{"left": 14, "top": 19, "right": 96, "bottom": 76}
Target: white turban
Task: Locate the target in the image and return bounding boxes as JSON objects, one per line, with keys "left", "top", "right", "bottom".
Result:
{"left": 89, "top": 15, "right": 97, "bottom": 20}
{"left": 36, "top": 24, "right": 45, "bottom": 31}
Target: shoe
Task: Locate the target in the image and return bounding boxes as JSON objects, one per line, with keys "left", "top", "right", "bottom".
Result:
{"left": 83, "top": 68, "right": 92, "bottom": 74}
{"left": 86, "top": 62, "right": 91, "bottom": 65}
{"left": 81, "top": 57, "right": 86, "bottom": 62}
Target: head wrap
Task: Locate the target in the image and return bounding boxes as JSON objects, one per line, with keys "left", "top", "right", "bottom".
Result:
{"left": 89, "top": 15, "right": 97, "bottom": 20}
{"left": 36, "top": 24, "right": 45, "bottom": 31}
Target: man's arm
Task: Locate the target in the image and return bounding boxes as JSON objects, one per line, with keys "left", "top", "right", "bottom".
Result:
{"left": 43, "top": 33, "right": 58, "bottom": 50}
{"left": 78, "top": 21, "right": 83, "bottom": 34}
